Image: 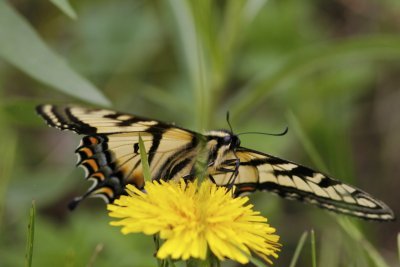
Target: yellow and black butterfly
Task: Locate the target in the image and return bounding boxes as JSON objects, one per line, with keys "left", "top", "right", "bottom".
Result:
{"left": 36, "top": 104, "right": 395, "bottom": 221}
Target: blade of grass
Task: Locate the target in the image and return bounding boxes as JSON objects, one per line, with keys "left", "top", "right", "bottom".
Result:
{"left": 219, "top": 1, "right": 245, "bottom": 74}
{"left": 318, "top": 229, "right": 341, "bottom": 267}
{"left": 243, "top": 0, "right": 268, "bottom": 23}
{"left": 310, "top": 229, "right": 317, "bottom": 267}
{"left": 0, "top": 2, "right": 110, "bottom": 106}
{"left": 228, "top": 36, "right": 400, "bottom": 120}
{"left": 0, "top": 129, "right": 17, "bottom": 228}
{"left": 49, "top": 0, "right": 77, "bottom": 20}
{"left": 167, "top": 0, "right": 209, "bottom": 130}
{"left": 286, "top": 111, "right": 329, "bottom": 173}
{"left": 287, "top": 111, "right": 390, "bottom": 267}
{"left": 25, "top": 201, "right": 36, "bottom": 267}
{"left": 397, "top": 233, "right": 400, "bottom": 265}
{"left": 337, "top": 217, "right": 390, "bottom": 267}
{"left": 138, "top": 134, "right": 151, "bottom": 181}
{"left": 86, "top": 243, "right": 104, "bottom": 267}
{"left": 289, "top": 231, "right": 309, "bottom": 267}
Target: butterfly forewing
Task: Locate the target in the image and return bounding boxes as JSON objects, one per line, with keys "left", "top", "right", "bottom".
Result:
{"left": 211, "top": 147, "right": 394, "bottom": 221}
{"left": 37, "top": 105, "right": 195, "bottom": 135}
{"left": 37, "top": 104, "right": 201, "bottom": 204}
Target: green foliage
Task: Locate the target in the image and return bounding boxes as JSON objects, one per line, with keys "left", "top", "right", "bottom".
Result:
{"left": 337, "top": 218, "right": 390, "bottom": 267}
{"left": 310, "top": 229, "right": 317, "bottom": 267}
{"left": 0, "top": 2, "right": 109, "bottom": 106}
{"left": 289, "top": 231, "right": 308, "bottom": 267}
{"left": 398, "top": 233, "right": 400, "bottom": 265}
{"left": 138, "top": 135, "right": 151, "bottom": 182}
{"left": 50, "top": 0, "right": 78, "bottom": 20}
{"left": 25, "top": 201, "right": 35, "bottom": 267}
{"left": 0, "top": 0, "right": 399, "bottom": 266}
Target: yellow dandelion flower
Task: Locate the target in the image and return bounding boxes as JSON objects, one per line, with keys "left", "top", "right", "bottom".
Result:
{"left": 108, "top": 179, "right": 281, "bottom": 264}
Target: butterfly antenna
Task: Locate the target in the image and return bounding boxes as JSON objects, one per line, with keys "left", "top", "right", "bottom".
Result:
{"left": 237, "top": 126, "right": 289, "bottom": 137}
{"left": 226, "top": 111, "right": 234, "bottom": 133}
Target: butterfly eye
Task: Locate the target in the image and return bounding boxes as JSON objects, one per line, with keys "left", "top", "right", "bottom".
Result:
{"left": 223, "top": 135, "right": 231, "bottom": 144}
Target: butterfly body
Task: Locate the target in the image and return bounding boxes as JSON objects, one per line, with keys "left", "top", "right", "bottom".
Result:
{"left": 36, "top": 104, "right": 395, "bottom": 221}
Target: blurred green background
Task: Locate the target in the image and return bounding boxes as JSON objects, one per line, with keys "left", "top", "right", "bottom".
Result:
{"left": 0, "top": 0, "right": 399, "bottom": 266}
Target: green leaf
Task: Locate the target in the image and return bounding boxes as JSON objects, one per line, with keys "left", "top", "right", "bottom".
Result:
{"left": 0, "top": 2, "right": 110, "bottom": 106}
{"left": 49, "top": 0, "right": 77, "bottom": 20}
{"left": 138, "top": 134, "right": 151, "bottom": 182}
{"left": 289, "top": 231, "right": 309, "bottom": 267}
{"left": 25, "top": 201, "right": 36, "bottom": 267}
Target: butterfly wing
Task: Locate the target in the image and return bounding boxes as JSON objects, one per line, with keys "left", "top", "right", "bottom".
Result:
{"left": 36, "top": 105, "right": 202, "bottom": 206}
{"left": 211, "top": 147, "right": 395, "bottom": 221}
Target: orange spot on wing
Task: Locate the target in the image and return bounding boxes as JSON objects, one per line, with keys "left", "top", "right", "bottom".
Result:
{"left": 78, "top": 147, "right": 93, "bottom": 157}
{"left": 92, "top": 172, "right": 105, "bottom": 181}
{"left": 83, "top": 159, "right": 99, "bottom": 171}
{"left": 238, "top": 186, "right": 256, "bottom": 192}
{"left": 88, "top": 136, "right": 99, "bottom": 144}
{"left": 93, "top": 187, "right": 114, "bottom": 198}
{"left": 129, "top": 169, "right": 145, "bottom": 188}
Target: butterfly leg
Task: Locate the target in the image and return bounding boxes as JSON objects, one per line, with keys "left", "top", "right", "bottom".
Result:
{"left": 221, "top": 155, "right": 240, "bottom": 189}
{"left": 182, "top": 173, "right": 196, "bottom": 181}
{"left": 228, "top": 158, "right": 240, "bottom": 187}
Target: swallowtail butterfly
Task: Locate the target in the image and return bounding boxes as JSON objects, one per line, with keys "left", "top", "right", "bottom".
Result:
{"left": 36, "top": 104, "right": 395, "bottom": 221}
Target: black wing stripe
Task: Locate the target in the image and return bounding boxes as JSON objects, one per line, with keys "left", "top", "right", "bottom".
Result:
{"left": 168, "top": 158, "right": 193, "bottom": 179}
{"left": 65, "top": 107, "right": 97, "bottom": 134}
{"left": 147, "top": 124, "right": 167, "bottom": 165}
{"left": 153, "top": 135, "right": 199, "bottom": 181}
{"left": 36, "top": 105, "right": 66, "bottom": 129}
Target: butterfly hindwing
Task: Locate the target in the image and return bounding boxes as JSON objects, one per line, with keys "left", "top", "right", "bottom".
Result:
{"left": 37, "top": 104, "right": 201, "bottom": 205}
{"left": 211, "top": 147, "right": 394, "bottom": 220}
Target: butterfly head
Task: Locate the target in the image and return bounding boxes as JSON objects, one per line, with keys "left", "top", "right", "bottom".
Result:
{"left": 206, "top": 130, "right": 241, "bottom": 150}
{"left": 223, "top": 133, "right": 241, "bottom": 149}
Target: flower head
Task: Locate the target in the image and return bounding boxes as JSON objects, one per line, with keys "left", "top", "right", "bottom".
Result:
{"left": 108, "top": 179, "right": 280, "bottom": 264}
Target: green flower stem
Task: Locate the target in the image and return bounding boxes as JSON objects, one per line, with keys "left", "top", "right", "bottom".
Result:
{"left": 186, "top": 258, "right": 213, "bottom": 267}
